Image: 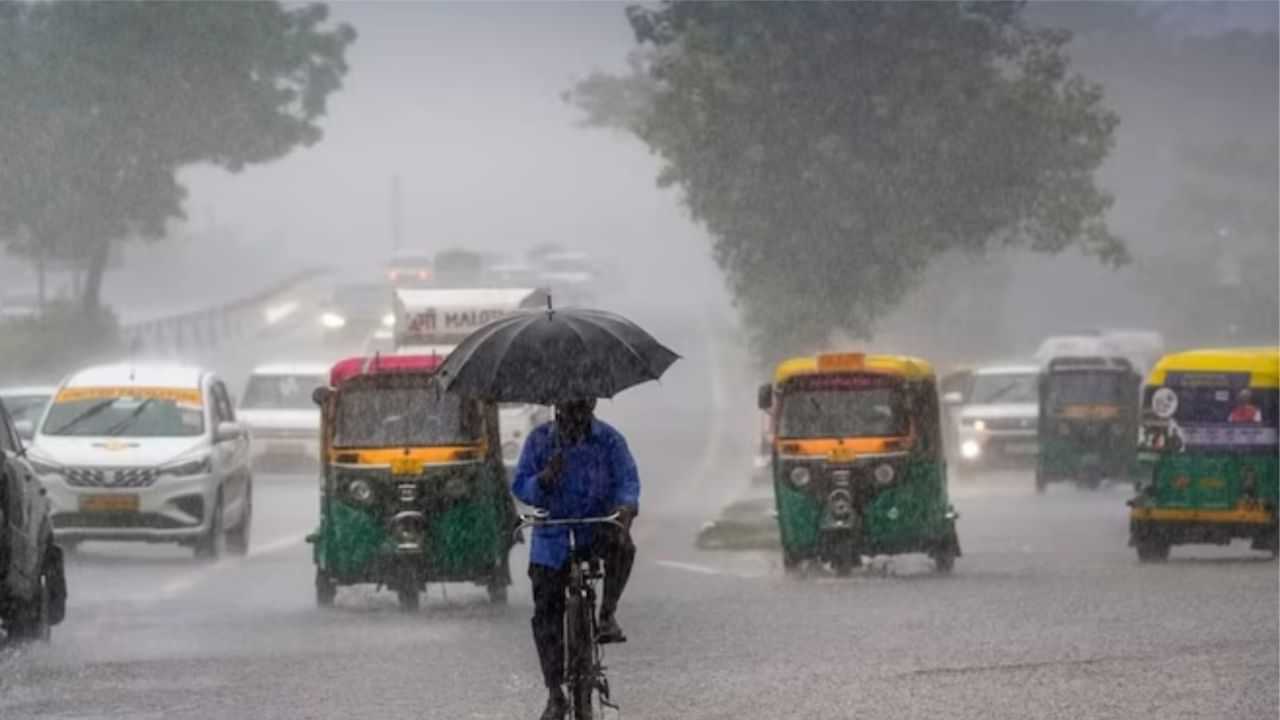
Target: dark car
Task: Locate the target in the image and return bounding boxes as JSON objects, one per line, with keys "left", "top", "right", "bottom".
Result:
{"left": 0, "top": 399, "right": 66, "bottom": 642}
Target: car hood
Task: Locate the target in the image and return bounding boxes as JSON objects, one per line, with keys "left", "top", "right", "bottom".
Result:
{"left": 960, "top": 403, "right": 1038, "bottom": 420}
{"left": 238, "top": 408, "right": 320, "bottom": 431}
{"left": 31, "top": 435, "right": 209, "bottom": 467}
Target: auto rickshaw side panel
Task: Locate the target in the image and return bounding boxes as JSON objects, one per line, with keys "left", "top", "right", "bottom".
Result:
{"left": 774, "top": 479, "right": 821, "bottom": 552}
{"left": 862, "top": 459, "right": 953, "bottom": 553}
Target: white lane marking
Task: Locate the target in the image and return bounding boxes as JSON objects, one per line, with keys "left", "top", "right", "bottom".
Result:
{"left": 139, "top": 533, "right": 307, "bottom": 602}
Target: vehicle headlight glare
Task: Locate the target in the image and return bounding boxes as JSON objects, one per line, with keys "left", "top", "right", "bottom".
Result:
{"left": 381, "top": 313, "right": 395, "bottom": 327}
{"left": 960, "top": 440, "right": 981, "bottom": 460}
{"left": 320, "top": 312, "right": 347, "bottom": 329}
{"left": 973, "top": 419, "right": 986, "bottom": 432}
{"left": 874, "top": 463, "right": 895, "bottom": 486}
{"left": 789, "top": 466, "right": 811, "bottom": 488}
{"left": 347, "top": 478, "right": 374, "bottom": 503}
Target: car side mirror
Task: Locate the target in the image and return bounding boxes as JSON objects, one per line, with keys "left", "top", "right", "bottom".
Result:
{"left": 757, "top": 384, "right": 773, "bottom": 411}
{"left": 942, "top": 392, "right": 964, "bottom": 406}
{"left": 312, "top": 386, "right": 332, "bottom": 407}
{"left": 13, "top": 419, "right": 34, "bottom": 441}
{"left": 215, "top": 421, "right": 245, "bottom": 443}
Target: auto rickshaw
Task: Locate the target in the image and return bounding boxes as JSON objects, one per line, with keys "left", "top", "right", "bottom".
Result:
{"left": 307, "top": 354, "right": 516, "bottom": 610}
{"left": 1035, "top": 356, "right": 1141, "bottom": 492}
{"left": 757, "top": 352, "right": 961, "bottom": 575}
{"left": 1128, "top": 347, "right": 1279, "bottom": 561}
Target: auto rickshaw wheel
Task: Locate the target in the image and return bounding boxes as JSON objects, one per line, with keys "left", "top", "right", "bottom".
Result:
{"left": 830, "top": 542, "right": 860, "bottom": 578}
{"left": 315, "top": 569, "right": 337, "bottom": 608}
{"left": 1135, "top": 536, "right": 1170, "bottom": 563}
{"left": 396, "top": 564, "right": 421, "bottom": 612}
{"left": 782, "top": 547, "right": 804, "bottom": 575}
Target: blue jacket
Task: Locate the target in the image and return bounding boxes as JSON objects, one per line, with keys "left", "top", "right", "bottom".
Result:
{"left": 512, "top": 419, "right": 640, "bottom": 568}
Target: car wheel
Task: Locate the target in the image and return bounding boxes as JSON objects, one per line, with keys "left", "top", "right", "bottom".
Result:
{"left": 227, "top": 484, "right": 252, "bottom": 557}
{"left": 194, "top": 491, "right": 225, "bottom": 562}
{"left": 10, "top": 563, "right": 52, "bottom": 643}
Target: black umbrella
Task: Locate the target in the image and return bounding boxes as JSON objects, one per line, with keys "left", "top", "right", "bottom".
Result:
{"left": 437, "top": 306, "right": 679, "bottom": 404}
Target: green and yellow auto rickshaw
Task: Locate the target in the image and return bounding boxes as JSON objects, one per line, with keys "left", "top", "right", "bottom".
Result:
{"left": 757, "top": 353, "right": 960, "bottom": 575}
{"left": 1129, "top": 347, "right": 1279, "bottom": 561}
{"left": 307, "top": 355, "right": 516, "bottom": 610}
{"left": 1035, "top": 356, "right": 1142, "bottom": 492}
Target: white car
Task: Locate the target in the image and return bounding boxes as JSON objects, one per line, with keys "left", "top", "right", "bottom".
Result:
{"left": 499, "top": 403, "right": 551, "bottom": 471}
{"left": 237, "top": 364, "right": 327, "bottom": 472}
{"left": 0, "top": 385, "right": 56, "bottom": 441}
{"left": 28, "top": 364, "right": 252, "bottom": 559}
{"left": 948, "top": 365, "right": 1041, "bottom": 470}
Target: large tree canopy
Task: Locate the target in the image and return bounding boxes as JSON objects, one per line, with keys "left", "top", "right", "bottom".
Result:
{"left": 572, "top": 2, "right": 1122, "bottom": 362}
{"left": 0, "top": 1, "right": 355, "bottom": 309}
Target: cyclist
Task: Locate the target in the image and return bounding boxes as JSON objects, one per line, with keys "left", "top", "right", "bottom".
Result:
{"left": 512, "top": 398, "right": 639, "bottom": 720}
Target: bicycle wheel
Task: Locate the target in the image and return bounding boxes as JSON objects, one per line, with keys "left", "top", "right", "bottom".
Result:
{"left": 564, "top": 592, "right": 596, "bottom": 720}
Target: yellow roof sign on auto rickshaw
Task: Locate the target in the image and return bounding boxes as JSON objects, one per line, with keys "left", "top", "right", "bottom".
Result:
{"left": 1146, "top": 346, "right": 1279, "bottom": 389}
{"left": 774, "top": 353, "right": 934, "bottom": 385}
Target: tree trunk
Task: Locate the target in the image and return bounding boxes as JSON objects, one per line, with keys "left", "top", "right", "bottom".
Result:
{"left": 81, "top": 240, "right": 111, "bottom": 313}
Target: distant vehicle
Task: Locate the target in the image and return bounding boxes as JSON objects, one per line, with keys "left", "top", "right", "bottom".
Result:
{"left": 0, "top": 386, "right": 56, "bottom": 441}
{"left": 535, "top": 250, "right": 597, "bottom": 307}
{"left": 385, "top": 252, "right": 434, "bottom": 288}
{"left": 1098, "top": 329, "right": 1165, "bottom": 378}
{"left": 485, "top": 261, "right": 541, "bottom": 289}
{"left": 27, "top": 364, "right": 253, "bottom": 561}
{"left": 1036, "top": 356, "right": 1141, "bottom": 492}
{"left": 318, "top": 282, "right": 393, "bottom": 343}
{"left": 237, "top": 364, "right": 327, "bottom": 472}
{"left": 1033, "top": 335, "right": 1117, "bottom": 366}
{"left": 498, "top": 403, "right": 551, "bottom": 472}
{"left": 0, "top": 399, "right": 66, "bottom": 642}
{"left": 948, "top": 364, "right": 1040, "bottom": 472}
{"left": 433, "top": 248, "right": 487, "bottom": 288}
{"left": 362, "top": 328, "right": 396, "bottom": 357}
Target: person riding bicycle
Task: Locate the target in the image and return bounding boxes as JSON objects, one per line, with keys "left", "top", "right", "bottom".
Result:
{"left": 512, "top": 397, "right": 639, "bottom": 720}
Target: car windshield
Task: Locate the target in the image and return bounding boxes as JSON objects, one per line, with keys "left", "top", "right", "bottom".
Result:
{"left": 42, "top": 393, "right": 205, "bottom": 437}
{"left": 335, "top": 385, "right": 477, "bottom": 447}
{"left": 1047, "top": 372, "right": 1126, "bottom": 407}
{"left": 241, "top": 374, "right": 325, "bottom": 411}
{"left": 778, "top": 388, "right": 907, "bottom": 439}
{"left": 970, "top": 373, "right": 1038, "bottom": 404}
{"left": 1, "top": 394, "right": 51, "bottom": 425}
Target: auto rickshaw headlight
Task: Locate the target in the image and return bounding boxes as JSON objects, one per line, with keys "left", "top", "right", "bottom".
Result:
{"left": 442, "top": 475, "right": 469, "bottom": 498}
{"left": 874, "top": 464, "right": 895, "bottom": 486}
{"left": 789, "top": 466, "right": 812, "bottom": 488}
{"left": 347, "top": 478, "right": 375, "bottom": 504}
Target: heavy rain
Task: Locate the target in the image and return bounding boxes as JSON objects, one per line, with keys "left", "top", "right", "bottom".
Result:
{"left": 0, "top": 2, "right": 1276, "bottom": 719}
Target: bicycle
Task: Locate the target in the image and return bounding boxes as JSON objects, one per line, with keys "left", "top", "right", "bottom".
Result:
{"left": 518, "top": 510, "right": 625, "bottom": 720}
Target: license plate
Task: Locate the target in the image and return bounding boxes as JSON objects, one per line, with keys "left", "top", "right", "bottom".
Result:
{"left": 80, "top": 494, "right": 139, "bottom": 513}
{"left": 390, "top": 457, "right": 424, "bottom": 476}
{"left": 1005, "top": 443, "right": 1039, "bottom": 455}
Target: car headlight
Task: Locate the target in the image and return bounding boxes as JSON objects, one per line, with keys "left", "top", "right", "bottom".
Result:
{"left": 960, "top": 440, "right": 981, "bottom": 460}
{"left": 29, "top": 457, "right": 64, "bottom": 476}
{"left": 381, "top": 312, "right": 395, "bottom": 327}
{"left": 874, "top": 463, "right": 895, "bottom": 486}
{"left": 346, "top": 477, "right": 374, "bottom": 503}
{"left": 161, "top": 456, "right": 212, "bottom": 477}
{"left": 973, "top": 419, "right": 986, "bottom": 432}
{"left": 320, "top": 312, "right": 346, "bottom": 329}
{"left": 789, "top": 466, "right": 811, "bottom": 488}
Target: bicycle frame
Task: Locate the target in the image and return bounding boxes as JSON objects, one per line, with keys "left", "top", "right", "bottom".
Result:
{"left": 518, "top": 511, "right": 624, "bottom": 719}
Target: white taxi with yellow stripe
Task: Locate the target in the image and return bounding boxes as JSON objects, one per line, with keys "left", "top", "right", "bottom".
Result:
{"left": 27, "top": 364, "right": 253, "bottom": 560}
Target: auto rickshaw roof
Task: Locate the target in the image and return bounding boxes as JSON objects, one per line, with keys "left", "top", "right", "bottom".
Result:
{"left": 329, "top": 354, "right": 444, "bottom": 387}
{"left": 773, "top": 353, "right": 935, "bottom": 385}
{"left": 1146, "top": 346, "right": 1280, "bottom": 389}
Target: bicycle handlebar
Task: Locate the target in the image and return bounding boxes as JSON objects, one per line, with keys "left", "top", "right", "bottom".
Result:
{"left": 517, "top": 510, "right": 623, "bottom": 532}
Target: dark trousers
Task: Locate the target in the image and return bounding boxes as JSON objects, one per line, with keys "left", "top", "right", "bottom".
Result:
{"left": 529, "top": 526, "right": 636, "bottom": 689}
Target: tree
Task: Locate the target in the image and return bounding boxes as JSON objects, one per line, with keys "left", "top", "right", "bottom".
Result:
{"left": 0, "top": 1, "right": 356, "bottom": 311}
{"left": 570, "top": 2, "right": 1122, "bottom": 363}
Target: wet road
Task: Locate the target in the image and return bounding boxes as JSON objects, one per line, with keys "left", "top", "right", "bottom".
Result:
{"left": 3, "top": 293, "right": 1276, "bottom": 719}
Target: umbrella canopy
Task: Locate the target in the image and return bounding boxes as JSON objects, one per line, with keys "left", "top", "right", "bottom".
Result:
{"left": 438, "top": 307, "right": 679, "bottom": 404}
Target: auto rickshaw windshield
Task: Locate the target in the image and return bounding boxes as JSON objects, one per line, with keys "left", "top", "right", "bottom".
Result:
{"left": 334, "top": 384, "right": 478, "bottom": 448}
{"left": 1047, "top": 372, "right": 1127, "bottom": 408}
{"left": 777, "top": 386, "right": 907, "bottom": 439}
